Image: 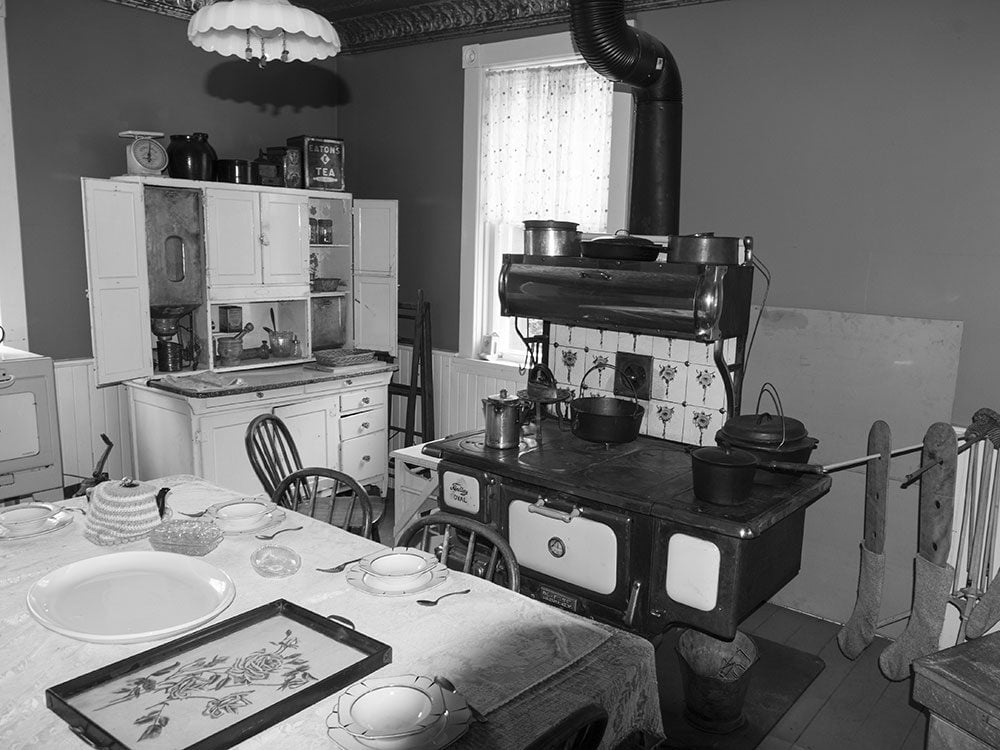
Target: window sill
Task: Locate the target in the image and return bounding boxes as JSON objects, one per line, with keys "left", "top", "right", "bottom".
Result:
{"left": 449, "top": 353, "right": 524, "bottom": 379}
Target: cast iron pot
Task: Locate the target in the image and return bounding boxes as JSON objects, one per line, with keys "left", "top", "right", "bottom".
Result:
{"left": 570, "top": 364, "right": 644, "bottom": 443}
{"left": 715, "top": 411, "right": 819, "bottom": 486}
{"left": 581, "top": 230, "right": 660, "bottom": 261}
{"left": 690, "top": 446, "right": 757, "bottom": 506}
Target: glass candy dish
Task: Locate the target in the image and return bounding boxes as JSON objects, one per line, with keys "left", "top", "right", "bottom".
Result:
{"left": 149, "top": 519, "right": 223, "bottom": 556}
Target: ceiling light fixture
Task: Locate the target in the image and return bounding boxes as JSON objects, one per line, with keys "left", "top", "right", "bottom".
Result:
{"left": 187, "top": 0, "right": 341, "bottom": 67}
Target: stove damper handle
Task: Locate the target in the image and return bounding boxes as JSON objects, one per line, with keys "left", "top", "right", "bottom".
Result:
{"left": 527, "top": 499, "right": 581, "bottom": 523}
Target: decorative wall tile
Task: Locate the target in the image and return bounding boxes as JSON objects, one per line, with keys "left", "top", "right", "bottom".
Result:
{"left": 552, "top": 344, "right": 586, "bottom": 387}
{"left": 724, "top": 337, "right": 737, "bottom": 361}
{"left": 617, "top": 331, "right": 654, "bottom": 356}
{"left": 682, "top": 405, "right": 725, "bottom": 446}
{"left": 586, "top": 327, "right": 618, "bottom": 355}
{"left": 685, "top": 363, "right": 728, "bottom": 410}
{"left": 649, "top": 400, "right": 685, "bottom": 442}
{"left": 652, "top": 336, "right": 689, "bottom": 363}
{"left": 688, "top": 341, "right": 717, "bottom": 367}
{"left": 650, "top": 359, "right": 687, "bottom": 403}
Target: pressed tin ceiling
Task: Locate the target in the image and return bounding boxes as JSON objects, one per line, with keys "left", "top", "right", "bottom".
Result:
{"left": 105, "top": 0, "right": 727, "bottom": 54}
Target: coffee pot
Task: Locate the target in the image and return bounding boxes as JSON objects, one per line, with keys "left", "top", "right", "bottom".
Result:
{"left": 482, "top": 389, "right": 527, "bottom": 449}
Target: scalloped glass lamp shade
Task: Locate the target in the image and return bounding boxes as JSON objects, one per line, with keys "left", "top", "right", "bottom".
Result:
{"left": 187, "top": 0, "right": 341, "bottom": 66}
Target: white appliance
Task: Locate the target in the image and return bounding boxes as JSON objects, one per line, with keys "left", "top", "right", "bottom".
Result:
{"left": 0, "top": 345, "right": 62, "bottom": 503}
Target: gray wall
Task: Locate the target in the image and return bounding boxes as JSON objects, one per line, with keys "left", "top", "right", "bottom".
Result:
{"left": 8, "top": 0, "right": 345, "bottom": 359}
{"left": 336, "top": 0, "right": 1000, "bottom": 429}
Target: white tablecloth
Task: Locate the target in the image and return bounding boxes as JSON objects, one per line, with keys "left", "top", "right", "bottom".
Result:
{"left": 0, "top": 476, "right": 663, "bottom": 749}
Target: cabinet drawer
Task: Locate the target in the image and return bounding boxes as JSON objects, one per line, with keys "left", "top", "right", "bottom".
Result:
{"left": 340, "top": 408, "right": 387, "bottom": 439}
{"left": 341, "top": 387, "right": 384, "bottom": 413}
{"left": 341, "top": 432, "right": 387, "bottom": 483}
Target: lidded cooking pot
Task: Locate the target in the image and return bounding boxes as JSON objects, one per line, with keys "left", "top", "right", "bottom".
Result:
{"left": 483, "top": 389, "right": 526, "bottom": 449}
{"left": 523, "top": 220, "right": 581, "bottom": 256}
{"left": 715, "top": 383, "right": 818, "bottom": 486}
{"left": 85, "top": 478, "right": 170, "bottom": 546}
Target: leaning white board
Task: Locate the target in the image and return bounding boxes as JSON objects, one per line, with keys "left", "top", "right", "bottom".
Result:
{"left": 741, "top": 307, "right": 963, "bottom": 628}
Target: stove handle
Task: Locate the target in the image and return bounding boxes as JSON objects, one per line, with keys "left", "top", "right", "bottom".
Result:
{"left": 527, "top": 499, "right": 581, "bottom": 523}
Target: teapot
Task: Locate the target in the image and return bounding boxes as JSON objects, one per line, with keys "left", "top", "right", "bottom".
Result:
{"left": 84, "top": 477, "right": 171, "bottom": 546}
{"left": 482, "top": 389, "right": 528, "bottom": 449}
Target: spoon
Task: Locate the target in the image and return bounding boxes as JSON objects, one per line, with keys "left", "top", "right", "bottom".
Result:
{"left": 416, "top": 589, "right": 470, "bottom": 607}
{"left": 255, "top": 526, "right": 303, "bottom": 540}
{"left": 179, "top": 509, "right": 208, "bottom": 518}
{"left": 316, "top": 556, "right": 364, "bottom": 574}
{"left": 432, "top": 675, "right": 488, "bottom": 723}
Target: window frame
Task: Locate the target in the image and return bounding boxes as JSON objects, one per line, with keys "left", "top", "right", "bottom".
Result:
{"left": 457, "top": 31, "right": 633, "bottom": 361}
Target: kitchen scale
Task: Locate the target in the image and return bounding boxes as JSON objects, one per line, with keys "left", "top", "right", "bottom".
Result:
{"left": 118, "top": 130, "right": 168, "bottom": 176}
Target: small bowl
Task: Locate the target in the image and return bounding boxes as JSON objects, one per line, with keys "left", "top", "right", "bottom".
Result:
{"left": 149, "top": 519, "right": 223, "bottom": 556}
{"left": 348, "top": 685, "right": 434, "bottom": 737}
{"left": 0, "top": 503, "right": 57, "bottom": 536}
{"left": 251, "top": 545, "right": 301, "bottom": 578}
{"left": 209, "top": 499, "right": 273, "bottom": 532}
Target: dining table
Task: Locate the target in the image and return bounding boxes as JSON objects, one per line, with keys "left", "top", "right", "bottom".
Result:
{"left": 0, "top": 475, "right": 664, "bottom": 750}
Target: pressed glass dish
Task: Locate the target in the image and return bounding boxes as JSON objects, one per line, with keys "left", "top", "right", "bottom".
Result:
{"left": 149, "top": 519, "right": 223, "bottom": 556}
{"left": 251, "top": 545, "right": 302, "bottom": 578}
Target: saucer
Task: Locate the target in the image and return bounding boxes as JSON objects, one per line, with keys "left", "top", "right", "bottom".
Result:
{"left": 217, "top": 509, "right": 286, "bottom": 536}
{"left": 346, "top": 563, "right": 448, "bottom": 597}
{"left": 0, "top": 510, "right": 73, "bottom": 541}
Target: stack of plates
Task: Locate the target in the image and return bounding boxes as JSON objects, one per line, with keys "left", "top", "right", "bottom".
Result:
{"left": 0, "top": 502, "right": 73, "bottom": 540}
{"left": 345, "top": 547, "right": 448, "bottom": 597}
{"left": 327, "top": 674, "right": 473, "bottom": 750}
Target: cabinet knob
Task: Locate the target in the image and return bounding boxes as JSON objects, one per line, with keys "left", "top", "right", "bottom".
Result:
{"left": 256, "top": 392, "right": 264, "bottom": 399}
{"left": 361, "top": 396, "right": 371, "bottom": 405}
{"left": 362, "top": 455, "right": 371, "bottom": 462}
{"left": 361, "top": 422, "right": 370, "bottom": 430}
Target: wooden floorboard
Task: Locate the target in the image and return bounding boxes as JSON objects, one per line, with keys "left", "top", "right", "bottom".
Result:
{"left": 732, "top": 606, "right": 929, "bottom": 750}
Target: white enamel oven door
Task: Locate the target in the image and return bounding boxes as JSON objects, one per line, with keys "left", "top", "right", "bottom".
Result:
{"left": 504, "top": 487, "right": 643, "bottom": 629}
{"left": 0, "top": 355, "right": 62, "bottom": 501}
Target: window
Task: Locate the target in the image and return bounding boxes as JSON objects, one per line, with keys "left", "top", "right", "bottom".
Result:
{"left": 458, "top": 32, "right": 632, "bottom": 363}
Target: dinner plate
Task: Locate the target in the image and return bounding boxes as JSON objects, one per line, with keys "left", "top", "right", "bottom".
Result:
{"left": 327, "top": 678, "right": 473, "bottom": 750}
{"left": 337, "top": 675, "right": 445, "bottom": 739}
{"left": 0, "top": 509, "right": 73, "bottom": 541}
{"left": 345, "top": 563, "right": 448, "bottom": 597}
{"left": 26, "top": 550, "right": 236, "bottom": 643}
{"left": 358, "top": 547, "right": 438, "bottom": 581}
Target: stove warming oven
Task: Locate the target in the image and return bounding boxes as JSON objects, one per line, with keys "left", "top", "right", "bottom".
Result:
{"left": 425, "top": 424, "right": 830, "bottom": 640}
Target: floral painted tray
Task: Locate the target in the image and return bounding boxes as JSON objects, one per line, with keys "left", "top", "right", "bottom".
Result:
{"left": 45, "top": 600, "right": 391, "bottom": 750}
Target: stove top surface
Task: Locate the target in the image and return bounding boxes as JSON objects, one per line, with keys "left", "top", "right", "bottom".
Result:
{"left": 427, "top": 422, "right": 832, "bottom": 538}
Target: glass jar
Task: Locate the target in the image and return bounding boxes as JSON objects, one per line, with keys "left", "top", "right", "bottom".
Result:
{"left": 167, "top": 133, "right": 215, "bottom": 181}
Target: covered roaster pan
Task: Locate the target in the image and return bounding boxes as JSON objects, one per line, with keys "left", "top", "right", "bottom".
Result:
{"left": 571, "top": 364, "right": 644, "bottom": 443}
{"left": 580, "top": 230, "right": 661, "bottom": 261}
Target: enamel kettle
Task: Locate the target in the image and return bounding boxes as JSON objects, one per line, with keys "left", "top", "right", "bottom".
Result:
{"left": 482, "top": 389, "right": 526, "bottom": 449}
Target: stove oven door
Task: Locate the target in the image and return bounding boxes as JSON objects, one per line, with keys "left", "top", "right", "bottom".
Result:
{"left": 436, "top": 462, "right": 500, "bottom": 525}
{"left": 504, "top": 486, "right": 643, "bottom": 629}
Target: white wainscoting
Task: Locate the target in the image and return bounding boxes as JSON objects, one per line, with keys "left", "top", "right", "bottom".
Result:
{"left": 53, "top": 359, "right": 134, "bottom": 487}
{"left": 55, "top": 350, "right": 505, "bottom": 491}
{"left": 385, "top": 347, "right": 522, "bottom": 451}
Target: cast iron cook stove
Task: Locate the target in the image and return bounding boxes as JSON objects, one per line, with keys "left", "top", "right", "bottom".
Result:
{"left": 425, "top": 422, "right": 831, "bottom": 641}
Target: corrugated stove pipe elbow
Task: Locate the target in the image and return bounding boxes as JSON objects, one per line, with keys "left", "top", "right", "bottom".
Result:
{"left": 570, "top": 0, "right": 682, "bottom": 236}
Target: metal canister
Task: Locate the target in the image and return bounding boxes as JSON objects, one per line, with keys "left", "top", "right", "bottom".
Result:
{"left": 523, "top": 220, "right": 581, "bottom": 256}
{"left": 482, "top": 389, "right": 524, "bottom": 449}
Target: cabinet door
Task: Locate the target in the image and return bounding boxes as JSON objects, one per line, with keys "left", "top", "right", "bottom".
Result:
{"left": 353, "top": 200, "right": 397, "bottom": 276}
{"left": 273, "top": 396, "right": 340, "bottom": 471}
{"left": 197, "top": 407, "right": 266, "bottom": 496}
{"left": 354, "top": 275, "right": 398, "bottom": 357}
{"left": 81, "top": 178, "right": 153, "bottom": 385}
{"left": 261, "top": 191, "right": 309, "bottom": 287}
{"left": 205, "top": 188, "right": 262, "bottom": 288}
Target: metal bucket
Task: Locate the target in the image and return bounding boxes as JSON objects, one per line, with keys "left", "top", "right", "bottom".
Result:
{"left": 676, "top": 628, "right": 758, "bottom": 734}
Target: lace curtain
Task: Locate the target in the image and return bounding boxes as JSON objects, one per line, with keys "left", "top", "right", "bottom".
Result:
{"left": 479, "top": 62, "right": 614, "bottom": 357}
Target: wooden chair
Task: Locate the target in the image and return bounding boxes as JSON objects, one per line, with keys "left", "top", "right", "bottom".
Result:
{"left": 524, "top": 704, "right": 608, "bottom": 750}
{"left": 245, "top": 413, "right": 384, "bottom": 540}
{"left": 396, "top": 512, "right": 520, "bottom": 591}
{"left": 271, "top": 467, "right": 374, "bottom": 539}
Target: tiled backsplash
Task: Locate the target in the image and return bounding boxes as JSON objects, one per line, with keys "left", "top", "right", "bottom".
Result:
{"left": 549, "top": 325, "right": 737, "bottom": 446}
